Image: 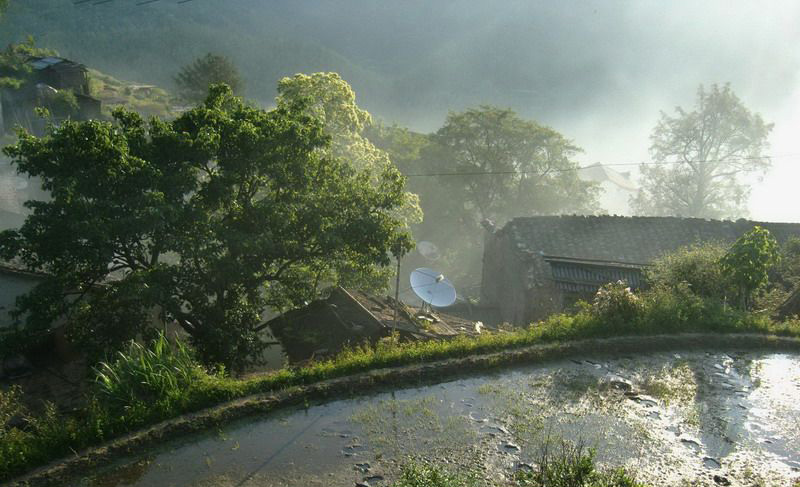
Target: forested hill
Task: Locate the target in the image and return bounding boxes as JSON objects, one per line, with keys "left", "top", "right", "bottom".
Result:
{"left": 0, "top": 0, "right": 687, "bottom": 131}
{"left": 1, "top": 0, "right": 794, "bottom": 135}
{"left": 0, "top": 0, "right": 385, "bottom": 113}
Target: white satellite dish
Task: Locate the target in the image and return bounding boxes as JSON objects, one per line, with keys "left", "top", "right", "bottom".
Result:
{"left": 410, "top": 267, "right": 457, "bottom": 308}
{"left": 416, "top": 241, "right": 441, "bottom": 260}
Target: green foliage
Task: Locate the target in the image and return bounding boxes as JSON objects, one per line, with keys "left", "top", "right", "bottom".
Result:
{"left": 1, "top": 83, "right": 412, "bottom": 370}
{"left": 369, "top": 107, "right": 599, "bottom": 288}
{"left": 174, "top": 53, "right": 243, "bottom": 103}
{"left": 632, "top": 84, "right": 773, "bottom": 219}
{"left": 94, "top": 333, "right": 207, "bottom": 424}
{"left": 392, "top": 462, "right": 476, "bottom": 487}
{"left": 88, "top": 69, "right": 176, "bottom": 119}
{"left": 721, "top": 226, "right": 781, "bottom": 309}
{"left": 1, "top": 302, "right": 800, "bottom": 482}
{"left": 645, "top": 243, "right": 733, "bottom": 300}
{"left": 0, "top": 36, "right": 56, "bottom": 90}
{"left": 276, "top": 73, "right": 423, "bottom": 244}
{"left": 591, "top": 281, "right": 642, "bottom": 326}
{"left": 429, "top": 105, "right": 598, "bottom": 221}
{"left": 515, "top": 443, "right": 645, "bottom": 487}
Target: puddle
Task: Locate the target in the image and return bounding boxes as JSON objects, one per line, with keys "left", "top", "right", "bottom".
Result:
{"left": 74, "top": 351, "right": 800, "bottom": 487}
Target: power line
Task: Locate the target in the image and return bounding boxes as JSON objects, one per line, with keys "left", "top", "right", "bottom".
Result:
{"left": 403, "top": 154, "right": 799, "bottom": 178}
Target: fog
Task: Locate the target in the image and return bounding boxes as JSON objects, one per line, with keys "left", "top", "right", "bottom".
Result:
{"left": 1, "top": 0, "right": 799, "bottom": 221}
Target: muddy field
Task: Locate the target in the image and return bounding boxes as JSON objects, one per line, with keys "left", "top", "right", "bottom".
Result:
{"left": 70, "top": 349, "right": 800, "bottom": 487}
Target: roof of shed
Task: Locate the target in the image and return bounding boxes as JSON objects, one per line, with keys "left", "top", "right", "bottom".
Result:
{"left": 499, "top": 215, "right": 800, "bottom": 265}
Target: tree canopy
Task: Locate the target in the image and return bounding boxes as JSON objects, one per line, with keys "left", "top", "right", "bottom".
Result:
{"left": 369, "top": 106, "right": 598, "bottom": 290}
{"left": 721, "top": 226, "right": 780, "bottom": 309}
{"left": 428, "top": 106, "right": 597, "bottom": 222}
{"left": 0, "top": 37, "right": 56, "bottom": 90}
{"left": 0, "top": 84, "right": 412, "bottom": 370}
{"left": 276, "top": 73, "right": 422, "bottom": 239}
{"left": 632, "top": 84, "right": 773, "bottom": 219}
{"left": 174, "top": 53, "right": 244, "bottom": 104}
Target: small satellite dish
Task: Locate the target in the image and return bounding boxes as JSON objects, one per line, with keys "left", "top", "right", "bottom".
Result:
{"left": 410, "top": 267, "right": 457, "bottom": 307}
{"left": 416, "top": 241, "right": 441, "bottom": 260}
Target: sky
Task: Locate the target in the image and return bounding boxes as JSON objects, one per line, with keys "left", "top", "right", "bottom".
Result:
{"left": 2, "top": 0, "right": 799, "bottom": 222}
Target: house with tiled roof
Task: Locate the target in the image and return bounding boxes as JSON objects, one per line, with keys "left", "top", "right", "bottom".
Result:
{"left": 481, "top": 215, "right": 800, "bottom": 325}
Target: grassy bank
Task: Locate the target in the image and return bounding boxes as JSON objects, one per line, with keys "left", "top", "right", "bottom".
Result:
{"left": 2, "top": 290, "right": 800, "bottom": 483}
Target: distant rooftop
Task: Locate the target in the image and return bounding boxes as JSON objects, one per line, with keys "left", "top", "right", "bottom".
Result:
{"left": 27, "top": 56, "right": 86, "bottom": 71}
{"left": 500, "top": 215, "right": 800, "bottom": 266}
{"left": 578, "top": 163, "right": 637, "bottom": 191}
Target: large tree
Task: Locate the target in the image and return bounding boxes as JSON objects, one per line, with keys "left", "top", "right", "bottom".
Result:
{"left": 276, "top": 72, "right": 423, "bottom": 266}
{"left": 429, "top": 105, "right": 597, "bottom": 222}
{"left": 0, "top": 85, "right": 412, "bottom": 370}
{"left": 370, "top": 106, "right": 598, "bottom": 290}
{"left": 632, "top": 84, "right": 773, "bottom": 219}
{"left": 174, "top": 53, "right": 244, "bottom": 104}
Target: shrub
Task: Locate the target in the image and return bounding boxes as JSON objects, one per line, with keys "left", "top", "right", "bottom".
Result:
{"left": 645, "top": 243, "right": 732, "bottom": 300}
{"left": 392, "top": 462, "right": 476, "bottom": 487}
{"left": 94, "top": 332, "right": 207, "bottom": 424}
{"left": 514, "top": 441, "right": 645, "bottom": 487}
{"left": 591, "top": 281, "right": 642, "bottom": 329}
{"left": 720, "top": 226, "right": 781, "bottom": 309}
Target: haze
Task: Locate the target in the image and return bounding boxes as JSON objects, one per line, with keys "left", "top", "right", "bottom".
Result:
{"left": 1, "top": 0, "right": 798, "bottom": 221}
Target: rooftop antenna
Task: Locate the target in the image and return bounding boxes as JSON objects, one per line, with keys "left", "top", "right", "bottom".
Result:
{"left": 410, "top": 267, "right": 457, "bottom": 311}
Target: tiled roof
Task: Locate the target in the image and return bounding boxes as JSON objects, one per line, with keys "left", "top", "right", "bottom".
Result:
{"left": 500, "top": 215, "right": 800, "bottom": 265}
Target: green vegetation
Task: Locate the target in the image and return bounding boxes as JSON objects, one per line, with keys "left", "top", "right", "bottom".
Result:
{"left": 632, "top": 83, "right": 773, "bottom": 219}
{"left": 174, "top": 52, "right": 243, "bottom": 104}
{"left": 88, "top": 69, "right": 176, "bottom": 119}
{"left": 514, "top": 444, "right": 645, "bottom": 487}
{"left": 0, "top": 83, "right": 412, "bottom": 371}
{"left": 721, "top": 226, "right": 781, "bottom": 309}
{"left": 645, "top": 243, "right": 732, "bottom": 301}
{"left": 390, "top": 446, "right": 645, "bottom": 487}
{"left": 94, "top": 333, "right": 210, "bottom": 426}
{"left": 0, "top": 37, "right": 55, "bottom": 90}
{"left": 1, "top": 286, "right": 798, "bottom": 482}
{"left": 368, "top": 106, "right": 598, "bottom": 287}
{"left": 392, "top": 463, "right": 477, "bottom": 487}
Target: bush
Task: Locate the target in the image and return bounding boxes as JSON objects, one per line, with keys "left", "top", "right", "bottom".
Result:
{"left": 94, "top": 332, "right": 208, "bottom": 425}
{"left": 392, "top": 462, "right": 476, "bottom": 487}
{"left": 591, "top": 281, "right": 642, "bottom": 329}
{"left": 514, "top": 441, "right": 645, "bottom": 487}
{"left": 645, "top": 243, "right": 732, "bottom": 300}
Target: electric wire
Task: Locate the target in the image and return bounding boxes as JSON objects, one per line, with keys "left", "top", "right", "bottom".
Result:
{"left": 404, "top": 153, "right": 800, "bottom": 178}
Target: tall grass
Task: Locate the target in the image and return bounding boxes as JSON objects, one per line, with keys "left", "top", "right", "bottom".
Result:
{"left": 94, "top": 333, "right": 208, "bottom": 427}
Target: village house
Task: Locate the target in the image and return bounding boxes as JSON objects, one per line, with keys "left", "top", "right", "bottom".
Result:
{"left": 481, "top": 215, "right": 800, "bottom": 325}
{"left": 0, "top": 56, "right": 102, "bottom": 136}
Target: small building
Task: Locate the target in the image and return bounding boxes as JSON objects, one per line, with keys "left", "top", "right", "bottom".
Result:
{"left": 0, "top": 263, "right": 43, "bottom": 330}
{"left": 0, "top": 56, "right": 102, "bottom": 136}
{"left": 481, "top": 215, "right": 800, "bottom": 325}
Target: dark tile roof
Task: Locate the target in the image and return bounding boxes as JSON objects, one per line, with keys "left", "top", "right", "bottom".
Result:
{"left": 499, "top": 215, "right": 800, "bottom": 265}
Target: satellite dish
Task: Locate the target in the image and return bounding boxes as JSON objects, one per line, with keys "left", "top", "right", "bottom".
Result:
{"left": 416, "top": 241, "right": 441, "bottom": 260}
{"left": 410, "top": 267, "right": 457, "bottom": 307}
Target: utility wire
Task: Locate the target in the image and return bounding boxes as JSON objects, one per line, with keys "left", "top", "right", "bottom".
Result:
{"left": 404, "top": 153, "right": 799, "bottom": 178}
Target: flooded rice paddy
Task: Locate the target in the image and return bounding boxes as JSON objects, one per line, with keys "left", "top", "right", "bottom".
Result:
{"left": 78, "top": 350, "right": 800, "bottom": 487}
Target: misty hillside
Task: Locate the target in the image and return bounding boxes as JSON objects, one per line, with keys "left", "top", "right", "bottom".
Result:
{"left": 3, "top": 0, "right": 796, "bottom": 133}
